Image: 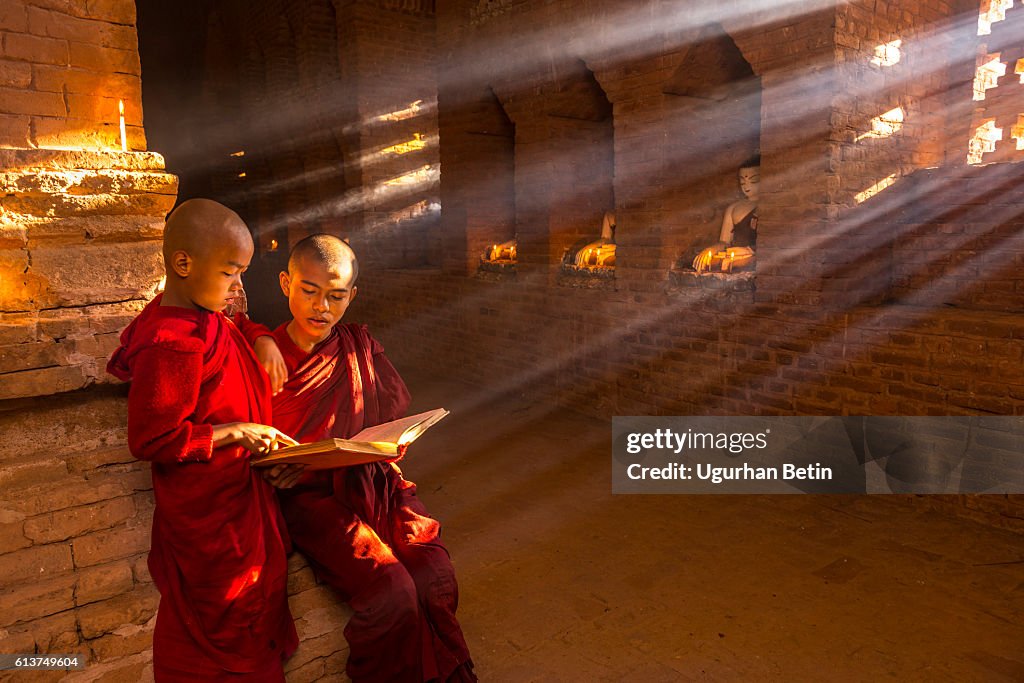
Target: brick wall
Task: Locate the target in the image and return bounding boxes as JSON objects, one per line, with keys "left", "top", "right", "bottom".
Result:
{"left": 0, "top": 0, "right": 173, "bottom": 675}
{"left": 0, "top": 0, "right": 145, "bottom": 151}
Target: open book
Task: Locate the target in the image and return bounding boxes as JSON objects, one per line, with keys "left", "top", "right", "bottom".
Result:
{"left": 252, "top": 408, "right": 449, "bottom": 470}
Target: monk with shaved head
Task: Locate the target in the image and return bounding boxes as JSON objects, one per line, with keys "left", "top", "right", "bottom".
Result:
{"left": 255, "top": 233, "right": 475, "bottom": 682}
{"left": 108, "top": 198, "right": 299, "bottom": 680}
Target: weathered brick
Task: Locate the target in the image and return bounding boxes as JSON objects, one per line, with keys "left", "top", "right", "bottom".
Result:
{"left": 0, "top": 112, "right": 32, "bottom": 147}
{"left": 25, "top": 211, "right": 163, "bottom": 246}
{"left": 293, "top": 601, "right": 349, "bottom": 641}
{"left": 0, "top": 455, "right": 68, "bottom": 489}
{"left": 84, "top": 656, "right": 153, "bottom": 683}
{"left": 0, "top": 543, "right": 74, "bottom": 588}
{"left": 32, "top": 63, "right": 139, "bottom": 96}
{"left": 26, "top": 6, "right": 137, "bottom": 50}
{"left": 71, "top": 523, "right": 149, "bottom": 568}
{"left": 87, "top": 615, "right": 154, "bottom": 662}
{"left": 0, "top": 364, "right": 88, "bottom": 400}
{"left": 0, "top": 339, "right": 68, "bottom": 373}
{"left": 24, "top": 496, "right": 136, "bottom": 544}
{"left": 4, "top": 32, "right": 69, "bottom": 65}
{"left": 0, "top": 610, "right": 78, "bottom": 655}
{"left": 0, "top": 573, "right": 76, "bottom": 626}
{"left": 0, "top": 85, "right": 66, "bottom": 117}
{"left": 0, "top": 147, "right": 165, "bottom": 171}
{"left": 283, "top": 631, "right": 349, "bottom": 674}
{"left": 0, "top": 59, "right": 32, "bottom": 88}
{"left": 2, "top": 474, "right": 134, "bottom": 518}
{"left": 0, "top": 0, "right": 28, "bottom": 31}
{"left": 76, "top": 584, "right": 158, "bottom": 639}
{"left": 65, "top": 444, "right": 136, "bottom": 475}
{"left": 129, "top": 554, "right": 150, "bottom": 585}
{"left": 68, "top": 41, "right": 139, "bottom": 74}
{"left": 25, "top": 240, "right": 164, "bottom": 309}
{"left": 65, "top": 94, "right": 141, "bottom": 125}
{"left": 285, "top": 658, "right": 328, "bottom": 683}
{"left": 83, "top": 0, "right": 136, "bottom": 26}
{"left": 287, "top": 563, "right": 318, "bottom": 595}
{"left": 29, "top": 115, "right": 147, "bottom": 151}
{"left": 0, "top": 514, "right": 30, "bottom": 554}
{"left": 76, "top": 559, "right": 134, "bottom": 605}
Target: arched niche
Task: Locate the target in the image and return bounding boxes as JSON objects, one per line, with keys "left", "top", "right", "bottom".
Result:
{"left": 661, "top": 24, "right": 761, "bottom": 279}
{"left": 469, "top": 88, "right": 518, "bottom": 275}
{"left": 542, "top": 59, "right": 616, "bottom": 282}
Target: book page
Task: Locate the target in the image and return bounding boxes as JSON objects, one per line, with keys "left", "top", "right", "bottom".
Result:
{"left": 350, "top": 408, "right": 449, "bottom": 446}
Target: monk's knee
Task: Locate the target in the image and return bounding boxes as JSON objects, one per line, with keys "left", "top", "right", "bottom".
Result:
{"left": 357, "top": 561, "right": 419, "bottom": 628}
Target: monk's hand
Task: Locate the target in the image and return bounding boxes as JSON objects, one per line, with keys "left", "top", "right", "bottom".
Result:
{"left": 217, "top": 423, "right": 299, "bottom": 456}
{"left": 262, "top": 463, "right": 307, "bottom": 489}
{"left": 253, "top": 336, "right": 287, "bottom": 395}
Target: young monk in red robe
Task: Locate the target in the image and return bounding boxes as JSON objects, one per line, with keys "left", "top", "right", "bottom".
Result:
{"left": 107, "top": 199, "right": 299, "bottom": 681}
{"left": 257, "top": 234, "right": 475, "bottom": 682}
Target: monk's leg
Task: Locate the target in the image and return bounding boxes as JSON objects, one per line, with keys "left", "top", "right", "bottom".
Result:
{"left": 280, "top": 488, "right": 422, "bottom": 683}
{"left": 390, "top": 481, "right": 476, "bottom": 682}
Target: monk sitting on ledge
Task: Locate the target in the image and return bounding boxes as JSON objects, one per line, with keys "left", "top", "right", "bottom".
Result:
{"left": 253, "top": 234, "right": 476, "bottom": 683}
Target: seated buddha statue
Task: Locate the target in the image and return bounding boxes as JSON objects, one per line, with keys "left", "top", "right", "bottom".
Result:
{"left": 692, "top": 156, "right": 759, "bottom": 274}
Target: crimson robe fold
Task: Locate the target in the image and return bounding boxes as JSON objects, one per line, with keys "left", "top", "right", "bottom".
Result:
{"left": 271, "top": 322, "right": 475, "bottom": 683}
{"left": 107, "top": 295, "right": 297, "bottom": 678}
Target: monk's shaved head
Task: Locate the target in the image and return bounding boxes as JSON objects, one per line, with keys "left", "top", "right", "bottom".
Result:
{"left": 163, "top": 198, "right": 252, "bottom": 265}
{"left": 158, "top": 198, "right": 254, "bottom": 312}
{"left": 288, "top": 234, "right": 359, "bottom": 286}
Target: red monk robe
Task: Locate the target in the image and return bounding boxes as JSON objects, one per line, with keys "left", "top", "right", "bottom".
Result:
{"left": 107, "top": 295, "right": 298, "bottom": 680}
{"left": 270, "top": 321, "right": 475, "bottom": 683}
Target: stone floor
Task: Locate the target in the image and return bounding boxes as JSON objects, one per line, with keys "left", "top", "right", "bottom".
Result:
{"left": 392, "top": 372, "right": 1024, "bottom": 682}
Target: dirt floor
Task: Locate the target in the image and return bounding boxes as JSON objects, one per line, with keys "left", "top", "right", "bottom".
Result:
{"left": 394, "top": 372, "right": 1024, "bottom": 682}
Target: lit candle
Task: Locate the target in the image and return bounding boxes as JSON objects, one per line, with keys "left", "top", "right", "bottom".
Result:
{"left": 118, "top": 99, "right": 127, "bottom": 152}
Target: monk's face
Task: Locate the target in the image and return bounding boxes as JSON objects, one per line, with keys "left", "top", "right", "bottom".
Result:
{"left": 173, "top": 237, "right": 253, "bottom": 313}
{"left": 280, "top": 256, "right": 357, "bottom": 345}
